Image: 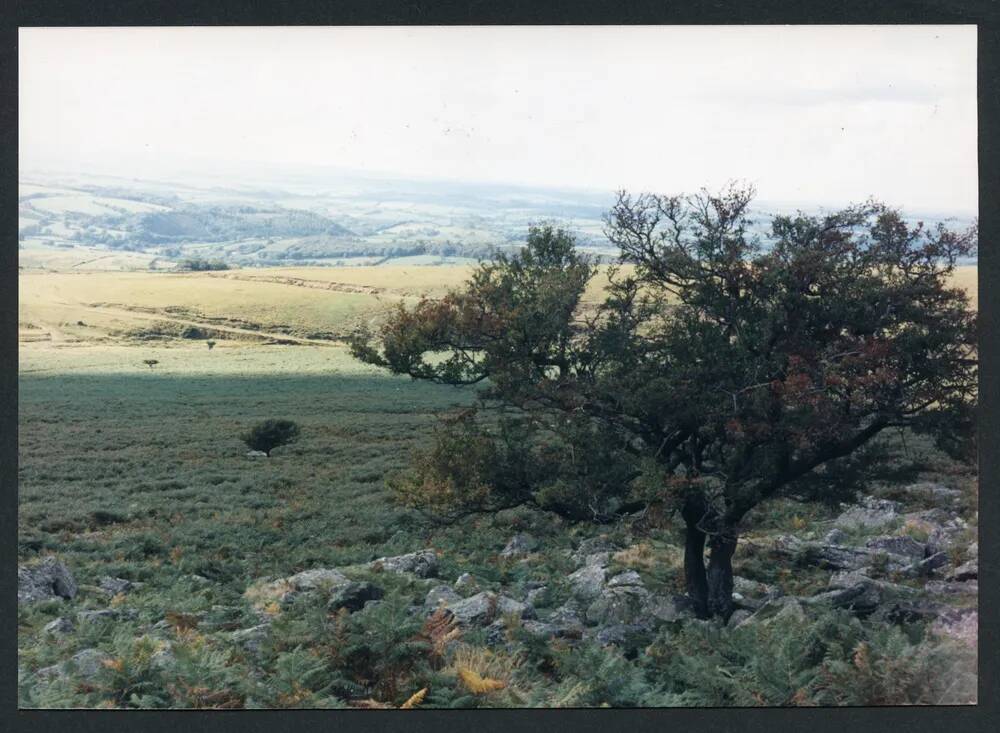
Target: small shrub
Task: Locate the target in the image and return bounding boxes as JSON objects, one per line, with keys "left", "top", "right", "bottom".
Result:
{"left": 241, "top": 419, "right": 301, "bottom": 457}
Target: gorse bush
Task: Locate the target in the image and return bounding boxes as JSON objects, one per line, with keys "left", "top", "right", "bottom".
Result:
{"left": 241, "top": 419, "right": 300, "bottom": 457}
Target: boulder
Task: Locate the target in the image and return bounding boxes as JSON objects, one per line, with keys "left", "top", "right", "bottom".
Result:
{"left": 946, "top": 559, "right": 978, "bottom": 582}
{"left": 36, "top": 648, "right": 111, "bottom": 682}
{"left": 585, "top": 584, "right": 651, "bottom": 626}
{"left": 454, "top": 573, "right": 477, "bottom": 592}
{"left": 586, "top": 623, "right": 654, "bottom": 653}
{"left": 807, "top": 575, "right": 916, "bottom": 617}
{"left": 541, "top": 603, "right": 586, "bottom": 637}
{"left": 43, "top": 617, "right": 76, "bottom": 635}
{"left": 864, "top": 536, "right": 926, "bottom": 560}
{"left": 911, "top": 551, "right": 950, "bottom": 576}
{"left": 77, "top": 608, "right": 138, "bottom": 623}
{"left": 287, "top": 568, "right": 349, "bottom": 591}
{"left": 98, "top": 576, "right": 142, "bottom": 597}
{"left": 925, "top": 580, "right": 979, "bottom": 597}
{"left": 18, "top": 557, "right": 78, "bottom": 605}
{"left": 444, "top": 592, "right": 534, "bottom": 626}
{"left": 327, "top": 582, "right": 384, "bottom": 613}
{"left": 524, "top": 585, "right": 548, "bottom": 606}
{"left": 567, "top": 563, "right": 608, "bottom": 602}
{"left": 246, "top": 450, "right": 268, "bottom": 458}
{"left": 500, "top": 533, "right": 539, "bottom": 558}
{"left": 834, "top": 497, "right": 901, "bottom": 531}
{"left": 729, "top": 609, "right": 754, "bottom": 627}
{"left": 741, "top": 596, "right": 806, "bottom": 627}
{"left": 570, "top": 536, "right": 621, "bottom": 565}
{"left": 823, "top": 528, "right": 848, "bottom": 545}
{"left": 606, "top": 570, "right": 643, "bottom": 588}
{"left": 369, "top": 549, "right": 438, "bottom": 578}
{"left": 423, "top": 585, "right": 462, "bottom": 612}
{"left": 230, "top": 623, "right": 271, "bottom": 654}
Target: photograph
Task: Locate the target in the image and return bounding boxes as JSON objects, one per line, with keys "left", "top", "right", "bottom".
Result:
{"left": 16, "top": 24, "right": 979, "bottom": 709}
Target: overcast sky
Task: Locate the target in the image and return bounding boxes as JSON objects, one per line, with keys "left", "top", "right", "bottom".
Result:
{"left": 19, "top": 25, "right": 977, "bottom": 212}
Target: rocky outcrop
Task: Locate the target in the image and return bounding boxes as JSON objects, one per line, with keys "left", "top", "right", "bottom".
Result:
{"left": 834, "top": 497, "right": 901, "bottom": 531}
{"left": 18, "top": 558, "right": 78, "bottom": 605}
{"left": 500, "top": 533, "right": 538, "bottom": 558}
{"left": 36, "top": 648, "right": 110, "bottom": 682}
{"left": 444, "top": 591, "right": 535, "bottom": 626}
{"left": 369, "top": 549, "right": 438, "bottom": 578}
{"left": 327, "top": 582, "right": 383, "bottom": 613}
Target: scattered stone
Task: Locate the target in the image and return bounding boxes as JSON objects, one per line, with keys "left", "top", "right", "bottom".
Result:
{"left": 606, "top": 570, "right": 643, "bottom": 588}
{"left": 43, "top": 617, "right": 76, "bottom": 635}
{"left": 327, "top": 582, "right": 384, "bottom": 613}
{"left": 18, "top": 557, "right": 78, "bottom": 605}
{"left": 946, "top": 559, "right": 978, "bottom": 582}
{"left": 967, "top": 541, "right": 978, "bottom": 559}
{"left": 230, "top": 623, "right": 271, "bottom": 654}
{"left": 454, "top": 573, "right": 477, "bottom": 592}
{"left": 36, "top": 648, "right": 111, "bottom": 682}
{"left": 643, "top": 594, "right": 695, "bottom": 624}
{"left": 287, "top": 568, "right": 349, "bottom": 591}
{"left": 98, "top": 577, "right": 142, "bottom": 597}
{"left": 77, "top": 608, "right": 138, "bottom": 623}
{"left": 500, "top": 533, "right": 538, "bottom": 558}
{"left": 904, "top": 482, "right": 962, "bottom": 505}
{"left": 834, "top": 496, "right": 901, "bottom": 531}
{"left": 823, "top": 528, "right": 848, "bottom": 545}
{"left": 424, "top": 585, "right": 462, "bottom": 612}
{"left": 864, "top": 536, "right": 926, "bottom": 560}
{"left": 444, "top": 591, "right": 534, "bottom": 626}
{"left": 733, "top": 576, "right": 778, "bottom": 599}
{"left": 925, "top": 580, "right": 979, "bottom": 597}
{"left": 743, "top": 597, "right": 806, "bottom": 627}
{"left": 729, "top": 609, "right": 754, "bottom": 627}
{"left": 246, "top": 450, "right": 268, "bottom": 458}
{"left": 524, "top": 585, "right": 547, "bottom": 606}
{"left": 567, "top": 563, "right": 608, "bottom": 602}
{"left": 571, "top": 536, "right": 620, "bottom": 565}
{"left": 587, "top": 623, "right": 653, "bottom": 652}
{"left": 369, "top": 549, "right": 438, "bottom": 578}
{"left": 585, "top": 584, "right": 651, "bottom": 626}
{"left": 912, "top": 551, "right": 950, "bottom": 576}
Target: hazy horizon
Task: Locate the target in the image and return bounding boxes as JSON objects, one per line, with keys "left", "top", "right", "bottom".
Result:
{"left": 20, "top": 26, "right": 978, "bottom": 214}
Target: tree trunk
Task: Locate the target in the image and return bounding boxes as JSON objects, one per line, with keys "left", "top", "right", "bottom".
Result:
{"left": 706, "top": 533, "right": 737, "bottom": 621}
{"left": 681, "top": 497, "right": 709, "bottom": 619}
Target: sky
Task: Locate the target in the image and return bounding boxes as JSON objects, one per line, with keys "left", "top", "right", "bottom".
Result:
{"left": 19, "top": 25, "right": 978, "bottom": 212}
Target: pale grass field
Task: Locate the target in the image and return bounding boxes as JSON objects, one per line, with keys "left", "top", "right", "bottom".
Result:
{"left": 18, "top": 264, "right": 978, "bottom": 367}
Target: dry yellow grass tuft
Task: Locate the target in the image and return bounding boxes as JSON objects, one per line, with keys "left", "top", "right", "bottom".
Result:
{"left": 457, "top": 667, "right": 506, "bottom": 694}
{"left": 399, "top": 687, "right": 428, "bottom": 709}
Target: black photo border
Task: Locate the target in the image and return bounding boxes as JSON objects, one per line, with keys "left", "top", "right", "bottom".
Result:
{"left": 2, "top": 2, "right": 997, "bottom": 732}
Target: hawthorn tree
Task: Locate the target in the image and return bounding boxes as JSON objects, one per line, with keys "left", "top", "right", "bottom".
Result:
{"left": 350, "top": 185, "right": 977, "bottom": 619}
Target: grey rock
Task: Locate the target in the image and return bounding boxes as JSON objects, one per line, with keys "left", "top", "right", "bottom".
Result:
{"left": 808, "top": 576, "right": 916, "bottom": 617}
{"left": 328, "top": 582, "right": 384, "bottom": 613}
{"left": 246, "top": 450, "right": 268, "bottom": 458}
{"left": 733, "top": 576, "right": 778, "bottom": 599}
{"left": 287, "top": 568, "right": 349, "bottom": 591}
{"left": 524, "top": 586, "right": 548, "bottom": 606}
{"left": 77, "top": 608, "right": 138, "bottom": 623}
{"left": 43, "top": 617, "right": 76, "bottom": 635}
{"left": 587, "top": 623, "right": 654, "bottom": 651}
{"left": 729, "top": 609, "right": 754, "bottom": 627}
{"left": 946, "top": 559, "right": 978, "bottom": 582}
{"left": 904, "top": 482, "right": 962, "bottom": 504}
{"left": 823, "top": 528, "right": 848, "bottom": 545}
{"left": 500, "top": 533, "right": 539, "bottom": 558}
{"left": 912, "top": 551, "right": 950, "bottom": 575}
{"left": 445, "top": 591, "right": 534, "bottom": 626}
{"left": 571, "top": 536, "right": 620, "bottom": 565}
{"left": 370, "top": 549, "right": 438, "bottom": 578}
{"left": 585, "top": 585, "right": 651, "bottom": 626}
{"left": 742, "top": 597, "right": 806, "bottom": 627}
{"left": 424, "top": 585, "right": 462, "bottom": 611}
{"left": 98, "top": 576, "right": 141, "bottom": 597}
{"left": 567, "top": 563, "right": 608, "bottom": 602}
{"left": 835, "top": 497, "right": 901, "bottom": 531}
{"left": 865, "top": 535, "right": 926, "bottom": 560}
{"left": 773, "top": 535, "right": 911, "bottom": 572}
{"left": 454, "top": 573, "right": 477, "bottom": 592}
{"left": 643, "top": 594, "right": 695, "bottom": 624}
{"left": 37, "top": 648, "right": 111, "bottom": 682}
{"left": 925, "top": 580, "right": 979, "bottom": 597}
{"left": 967, "top": 541, "right": 978, "bottom": 559}
{"left": 607, "top": 570, "right": 643, "bottom": 588}
{"left": 18, "top": 557, "right": 78, "bottom": 605}
{"left": 230, "top": 623, "right": 271, "bottom": 654}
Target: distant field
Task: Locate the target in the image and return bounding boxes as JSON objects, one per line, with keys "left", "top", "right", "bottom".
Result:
{"left": 20, "top": 264, "right": 977, "bottom": 353}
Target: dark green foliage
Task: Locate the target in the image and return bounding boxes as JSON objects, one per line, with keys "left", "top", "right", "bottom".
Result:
{"left": 178, "top": 258, "right": 229, "bottom": 272}
{"left": 241, "top": 419, "right": 301, "bottom": 457}
{"left": 352, "top": 188, "right": 978, "bottom": 618}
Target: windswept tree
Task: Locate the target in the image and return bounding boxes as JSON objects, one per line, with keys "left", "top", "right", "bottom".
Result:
{"left": 350, "top": 186, "right": 977, "bottom": 619}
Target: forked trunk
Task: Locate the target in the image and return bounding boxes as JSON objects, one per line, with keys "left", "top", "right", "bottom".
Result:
{"left": 681, "top": 495, "right": 737, "bottom": 621}
{"left": 706, "top": 534, "right": 737, "bottom": 621}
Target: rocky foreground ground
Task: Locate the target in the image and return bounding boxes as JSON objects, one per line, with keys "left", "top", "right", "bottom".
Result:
{"left": 18, "top": 478, "right": 977, "bottom": 708}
